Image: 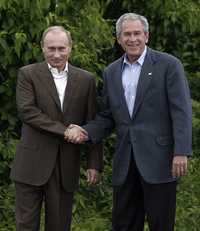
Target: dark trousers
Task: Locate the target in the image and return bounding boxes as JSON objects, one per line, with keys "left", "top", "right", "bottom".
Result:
{"left": 112, "top": 155, "right": 177, "bottom": 231}
{"left": 14, "top": 158, "right": 74, "bottom": 231}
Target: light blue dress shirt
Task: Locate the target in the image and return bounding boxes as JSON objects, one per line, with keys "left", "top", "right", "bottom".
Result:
{"left": 122, "top": 46, "right": 147, "bottom": 117}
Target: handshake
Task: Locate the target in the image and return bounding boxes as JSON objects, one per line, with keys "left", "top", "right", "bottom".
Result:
{"left": 64, "top": 124, "right": 88, "bottom": 144}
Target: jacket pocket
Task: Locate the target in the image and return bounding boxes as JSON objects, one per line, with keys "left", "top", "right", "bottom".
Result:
{"left": 156, "top": 136, "right": 173, "bottom": 146}
{"left": 17, "top": 142, "right": 38, "bottom": 151}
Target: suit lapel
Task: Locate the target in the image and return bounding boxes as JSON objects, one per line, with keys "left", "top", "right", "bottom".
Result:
{"left": 37, "top": 62, "right": 61, "bottom": 110}
{"left": 112, "top": 57, "right": 131, "bottom": 121}
{"left": 62, "top": 64, "right": 78, "bottom": 114}
{"left": 132, "top": 48, "right": 155, "bottom": 119}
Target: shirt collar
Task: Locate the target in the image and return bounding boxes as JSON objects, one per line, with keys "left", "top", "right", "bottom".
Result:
{"left": 48, "top": 62, "right": 68, "bottom": 75}
{"left": 122, "top": 46, "right": 147, "bottom": 69}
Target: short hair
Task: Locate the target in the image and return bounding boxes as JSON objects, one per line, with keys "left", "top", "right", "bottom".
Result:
{"left": 41, "top": 26, "right": 72, "bottom": 47}
{"left": 116, "top": 13, "right": 149, "bottom": 38}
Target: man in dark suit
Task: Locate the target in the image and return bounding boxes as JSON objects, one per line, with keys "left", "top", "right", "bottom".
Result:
{"left": 66, "top": 13, "right": 192, "bottom": 231}
{"left": 10, "top": 26, "right": 102, "bottom": 231}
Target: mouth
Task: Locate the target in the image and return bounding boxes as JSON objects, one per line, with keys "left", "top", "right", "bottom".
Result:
{"left": 126, "top": 45, "right": 139, "bottom": 51}
{"left": 52, "top": 59, "right": 62, "bottom": 63}
{"left": 127, "top": 43, "right": 139, "bottom": 48}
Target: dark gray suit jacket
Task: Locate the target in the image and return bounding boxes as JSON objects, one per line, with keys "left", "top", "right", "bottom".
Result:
{"left": 10, "top": 62, "right": 102, "bottom": 191}
{"left": 84, "top": 47, "right": 192, "bottom": 185}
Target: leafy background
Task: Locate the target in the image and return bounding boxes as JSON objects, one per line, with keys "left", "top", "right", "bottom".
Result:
{"left": 0, "top": 0, "right": 200, "bottom": 230}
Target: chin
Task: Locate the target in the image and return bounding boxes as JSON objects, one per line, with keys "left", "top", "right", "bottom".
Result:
{"left": 128, "top": 51, "right": 139, "bottom": 56}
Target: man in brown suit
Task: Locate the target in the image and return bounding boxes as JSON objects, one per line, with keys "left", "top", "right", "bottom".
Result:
{"left": 10, "top": 26, "right": 102, "bottom": 231}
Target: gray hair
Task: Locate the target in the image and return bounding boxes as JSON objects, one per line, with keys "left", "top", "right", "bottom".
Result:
{"left": 116, "top": 13, "right": 149, "bottom": 38}
{"left": 41, "top": 26, "right": 72, "bottom": 47}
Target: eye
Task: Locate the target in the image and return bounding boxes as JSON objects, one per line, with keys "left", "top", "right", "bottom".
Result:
{"left": 48, "top": 47, "right": 56, "bottom": 52}
{"left": 123, "top": 32, "right": 131, "bottom": 37}
{"left": 59, "top": 47, "right": 67, "bottom": 52}
{"left": 134, "top": 31, "right": 142, "bottom": 36}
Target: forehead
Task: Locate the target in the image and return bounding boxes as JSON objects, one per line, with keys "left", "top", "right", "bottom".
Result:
{"left": 121, "top": 19, "right": 144, "bottom": 32}
{"left": 43, "top": 31, "right": 69, "bottom": 46}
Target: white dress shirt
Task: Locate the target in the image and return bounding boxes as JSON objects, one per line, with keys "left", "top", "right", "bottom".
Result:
{"left": 48, "top": 63, "right": 68, "bottom": 111}
{"left": 122, "top": 46, "right": 147, "bottom": 116}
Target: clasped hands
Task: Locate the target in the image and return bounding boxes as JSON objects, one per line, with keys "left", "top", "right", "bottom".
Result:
{"left": 64, "top": 124, "right": 88, "bottom": 144}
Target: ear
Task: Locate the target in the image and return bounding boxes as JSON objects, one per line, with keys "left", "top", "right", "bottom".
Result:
{"left": 68, "top": 46, "right": 72, "bottom": 53}
{"left": 145, "top": 32, "right": 149, "bottom": 44}
{"left": 41, "top": 42, "right": 45, "bottom": 52}
{"left": 117, "top": 37, "right": 121, "bottom": 45}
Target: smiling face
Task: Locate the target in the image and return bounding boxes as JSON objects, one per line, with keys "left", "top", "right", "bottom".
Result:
{"left": 117, "top": 19, "right": 149, "bottom": 63}
{"left": 42, "top": 30, "right": 71, "bottom": 71}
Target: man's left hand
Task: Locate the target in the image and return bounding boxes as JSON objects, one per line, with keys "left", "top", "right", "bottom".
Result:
{"left": 172, "top": 155, "right": 188, "bottom": 178}
{"left": 86, "top": 169, "right": 100, "bottom": 185}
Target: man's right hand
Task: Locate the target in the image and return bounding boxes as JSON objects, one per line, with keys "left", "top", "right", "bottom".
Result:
{"left": 64, "top": 124, "right": 88, "bottom": 144}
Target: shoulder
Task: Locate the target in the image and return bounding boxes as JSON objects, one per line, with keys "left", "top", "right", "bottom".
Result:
{"left": 148, "top": 48, "right": 182, "bottom": 66}
{"left": 19, "top": 62, "right": 46, "bottom": 74}
{"left": 104, "top": 57, "right": 123, "bottom": 72}
{"left": 69, "top": 64, "right": 95, "bottom": 81}
{"left": 19, "top": 62, "right": 44, "bottom": 71}
{"left": 17, "top": 62, "right": 49, "bottom": 84}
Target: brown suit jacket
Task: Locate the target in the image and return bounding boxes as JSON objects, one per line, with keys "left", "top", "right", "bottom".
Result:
{"left": 10, "top": 62, "right": 103, "bottom": 192}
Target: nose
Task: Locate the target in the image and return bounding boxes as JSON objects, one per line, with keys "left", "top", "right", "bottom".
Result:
{"left": 54, "top": 49, "right": 60, "bottom": 57}
{"left": 129, "top": 33, "right": 136, "bottom": 41}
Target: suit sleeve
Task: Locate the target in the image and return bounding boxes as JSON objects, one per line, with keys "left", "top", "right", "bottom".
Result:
{"left": 166, "top": 58, "right": 192, "bottom": 155}
{"left": 85, "top": 77, "right": 103, "bottom": 171}
{"left": 16, "top": 68, "right": 66, "bottom": 137}
{"left": 83, "top": 70, "right": 115, "bottom": 143}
